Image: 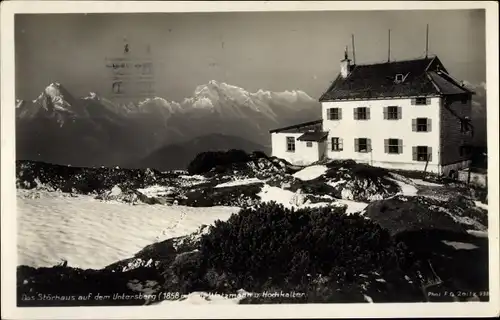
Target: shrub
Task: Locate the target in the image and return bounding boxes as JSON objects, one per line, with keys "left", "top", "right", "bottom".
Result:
{"left": 325, "top": 160, "right": 389, "bottom": 181}
{"left": 180, "top": 183, "right": 263, "bottom": 207}
{"left": 365, "top": 196, "right": 466, "bottom": 236}
{"left": 186, "top": 149, "right": 251, "bottom": 175}
{"left": 199, "top": 202, "right": 398, "bottom": 291}
{"left": 287, "top": 178, "right": 335, "bottom": 195}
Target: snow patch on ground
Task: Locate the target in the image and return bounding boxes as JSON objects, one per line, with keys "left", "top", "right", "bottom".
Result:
{"left": 442, "top": 241, "right": 479, "bottom": 250}
{"left": 474, "top": 201, "right": 488, "bottom": 211}
{"left": 388, "top": 178, "right": 418, "bottom": 196}
{"left": 214, "top": 178, "right": 261, "bottom": 188}
{"left": 326, "top": 179, "right": 347, "bottom": 188}
{"left": 257, "top": 184, "right": 368, "bottom": 214}
{"left": 17, "top": 192, "right": 238, "bottom": 269}
{"left": 292, "top": 165, "right": 327, "bottom": 181}
{"left": 333, "top": 199, "right": 369, "bottom": 214}
{"left": 467, "top": 230, "right": 488, "bottom": 238}
{"left": 257, "top": 184, "right": 299, "bottom": 208}
{"left": 411, "top": 178, "right": 443, "bottom": 187}
{"left": 137, "top": 185, "right": 174, "bottom": 197}
{"left": 178, "top": 175, "right": 208, "bottom": 187}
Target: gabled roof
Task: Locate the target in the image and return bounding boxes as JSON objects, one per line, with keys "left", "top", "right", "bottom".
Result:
{"left": 319, "top": 56, "right": 472, "bottom": 101}
{"left": 427, "top": 71, "right": 475, "bottom": 95}
{"left": 297, "top": 131, "right": 328, "bottom": 142}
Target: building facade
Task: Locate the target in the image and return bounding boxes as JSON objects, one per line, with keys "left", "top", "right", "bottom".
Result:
{"left": 270, "top": 53, "right": 474, "bottom": 176}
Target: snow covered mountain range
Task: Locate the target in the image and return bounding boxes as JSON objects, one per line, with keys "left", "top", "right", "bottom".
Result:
{"left": 16, "top": 81, "right": 321, "bottom": 168}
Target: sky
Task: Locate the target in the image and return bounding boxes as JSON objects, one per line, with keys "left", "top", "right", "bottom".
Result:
{"left": 15, "top": 9, "right": 485, "bottom": 102}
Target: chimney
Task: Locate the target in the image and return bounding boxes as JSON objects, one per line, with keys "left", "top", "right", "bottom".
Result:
{"left": 340, "top": 46, "right": 352, "bottom": 78}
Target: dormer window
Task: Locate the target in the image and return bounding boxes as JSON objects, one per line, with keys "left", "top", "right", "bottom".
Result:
{"left": 394, "top": 73, "right": 408, "bottom": 84}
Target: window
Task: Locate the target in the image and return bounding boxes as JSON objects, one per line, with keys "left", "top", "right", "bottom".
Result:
{"left": 412, "top": 97, "right": 430, "bottom": 105}
{"left": 355, "top": 138, "right": 371, "bottom": 153}
{"left": 286, "top": 137, "right": 295, "bottom": 152}
{"left": 384, "top": 106, "right": 401, "bottom": 120}
{"left": 354, "top": 107, "right": 370, "bottom": 120}
{"left": 385, "top": 139, "right": 403, "bottom": 154}
{"left": 327, "top": 108, "right": 341, "bottom": 120}
{"left": 412, "top": 118, "right": 432, "bottom": 132}
{"left": 306, "top": 141, "right": 313, "bottom": 148}
{"left": 412, "top": 146, "right": 432, "bottom": 162}
{"left": 461, "top": 96, "right": 468, "bottom": 104}
{"left": 394, "top": 74, "right": 404, "bottom": 83}
{"left": 331, "top": 137, "right": 343, "bottom": 151}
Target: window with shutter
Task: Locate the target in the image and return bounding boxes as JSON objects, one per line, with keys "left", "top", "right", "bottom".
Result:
{"left": 416, "top": 118, "right": 428, "bottom": 132}
{"left": 415, "top": 97, "right": 428, "bottom": 105}
{"left": 306, "top": 141, "right": 313, "bottom": 147}
{"left": 356, "top": 138, "right": 368, "bottom": 153}
{"left": 397, "top": 106, "right": 402, "bottom": 119}
{"left": 387, "top": 106, "right": 398, "bottom": 120}
{"left": 398, "top": 139, "right": 403, "bottom": 154}
{"left": 412, "top": 119, "right": 417, "bottom": 132}
{"left": 286, "top": 137, "right": 295, "bottom": 152}
{"left": 331, "top": 137, "right": 342, "bottom": 151}
{"left": 387, "top": 138, "right": 400, "bottom": 154}
{"left": 354, "top": 107, "right": 368, "bottom": 120}
{"left": 414, "top": 146, "right": 430, "bottom": 161}
{"left": 427, "top": 118, "right": 432, "bottom": 132}
{"left": 384, "top": 139, "right": 389, "bottom": 153}
{"left": 383, "top": 107, "right": 388, "bottom": 120}
{"left": 328, "top": 108, "right": 340, "bottom": 120}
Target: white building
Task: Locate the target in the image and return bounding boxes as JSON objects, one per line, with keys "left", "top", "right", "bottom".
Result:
{"left": 270, "top": 51, "right": 475, "bottom": 176}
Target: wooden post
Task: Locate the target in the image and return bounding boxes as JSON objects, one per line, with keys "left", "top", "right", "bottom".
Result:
{"left": 424, "top": 155, "right": 430, "bottom": 174}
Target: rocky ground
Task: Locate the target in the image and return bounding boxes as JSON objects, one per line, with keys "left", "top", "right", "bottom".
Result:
{"left": 16, "top": 153, "right": 489, "bottom": 305}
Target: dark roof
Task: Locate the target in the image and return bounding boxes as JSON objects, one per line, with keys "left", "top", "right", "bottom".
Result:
{"left": 297, "top": 131, "right": 328, "bottom": 142}
{"left": 269, "top": 119, "right": 322, "bottom": 134}
{"left": 427, "top": 71, "right": 474, "bottom": 95}
{"left": 319, "top": 56, "right": 472, "bottom": 101}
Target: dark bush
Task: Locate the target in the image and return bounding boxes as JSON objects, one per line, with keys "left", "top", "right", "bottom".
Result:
{"left": 326, "top": 160, "right": 389, "bottom": 181}
{"left": 186, "top": 149, "right": 251, "bottom": 175}
{"left": 199, "top": 202, "right": 398, "bottom": 291}
{"left": 16, "top": 160, "right": 173, "bottom": 195}
{"left": 287, "top": 178, "right": 335, "bottom": 195}
{"left": 180, "top": 183, "right": 263, "bottom": 207}
{"left": 365, "top": 196, "right": 466, "bottom": 236}
{"left": 251, "top": 150, "right": 269, "bottom": 159}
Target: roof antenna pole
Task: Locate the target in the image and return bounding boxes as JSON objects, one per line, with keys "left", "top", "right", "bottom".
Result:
{"left": 351, "top": 34, "right": 356, "bottom": 65}
{"left": 388, "top": 29, "right": 391, "bottom": 62}
{"left": 425, "top": 24, "right": 429, "bottom": 58}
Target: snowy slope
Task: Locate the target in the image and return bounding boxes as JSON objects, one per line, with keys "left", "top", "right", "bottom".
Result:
{"left": 17, "top": 190, "right": 239, "bottom": 269}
